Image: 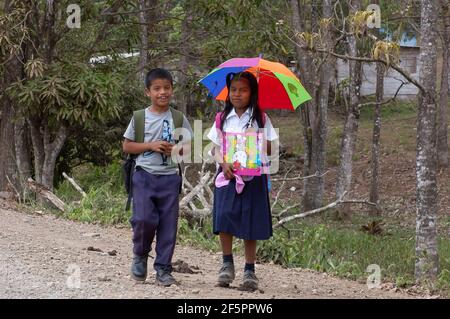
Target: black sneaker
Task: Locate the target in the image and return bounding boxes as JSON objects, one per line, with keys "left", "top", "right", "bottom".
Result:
{"left": 242, "top": 270, "right": 258, "bottom": 291}
{"left": 155, "top": 268, "right": 176, "bottom": 287}
{"left": 131, "top": 254, "right": 148, "bottom": 282}
{"left": 218, "top": 261, "right": 235, "bottom": 287}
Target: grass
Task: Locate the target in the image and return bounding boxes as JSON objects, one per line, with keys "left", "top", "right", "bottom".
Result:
{"left": 359, "top": 99, "right": 417, "bottom": 123}
{"left": 55, "top": 161, "right": 130, "bottom": 225}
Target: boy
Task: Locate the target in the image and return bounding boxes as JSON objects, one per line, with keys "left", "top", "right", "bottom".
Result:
{"left": 123, "top": 68, "right": 192, "bottom": 286}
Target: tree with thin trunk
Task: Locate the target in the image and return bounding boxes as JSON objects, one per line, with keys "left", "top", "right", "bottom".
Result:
{"left": 369, "top": 62, "right": 384, "bottom": 216}
{"left": 335, "top": 0, "right": 362, "bottom": 219}
{"left": 2, "top": 1, "right": 126, "bottom": 190}
{"left": 137, "top": 0, "right": 149, "bottom": 83}
{"left": 290, "top": 0, "right": 331, "bottom": 211}
{"left": 137, "top": 0, "right": 159, "bottom": 83}
{"left": 177, "top": 3, "right": 194, "bottom": 115}
{"left": 415, "top": 0, "right": 439, "bottom": 284}
{"left": 0, "top": 0, "right": 31, "bottom": 193}
{"left": 437, "top": 0, "right": 449, "bottom": 168}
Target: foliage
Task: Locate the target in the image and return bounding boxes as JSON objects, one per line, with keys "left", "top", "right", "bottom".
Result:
{"left": 8, "top": 62, "right": 122, "bottom": 127}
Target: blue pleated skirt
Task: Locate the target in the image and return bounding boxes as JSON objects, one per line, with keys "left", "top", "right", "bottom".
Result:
{"left": 212, "top": 171, "right": 273, "bottom": 240}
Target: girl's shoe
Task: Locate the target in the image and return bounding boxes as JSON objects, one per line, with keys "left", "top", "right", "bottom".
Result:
{"left": 218, "top": 261, "right": 235, "bottom": 287}
{"left": 242, "top": 270, "right": 258, "bottom": 291}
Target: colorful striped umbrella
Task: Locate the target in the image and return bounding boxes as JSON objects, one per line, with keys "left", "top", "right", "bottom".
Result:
{"left": 199, "top": 57, "right": 312, "bottom": 110}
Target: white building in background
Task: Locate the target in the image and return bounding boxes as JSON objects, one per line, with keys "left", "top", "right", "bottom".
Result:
{"left": 336, "top": 34, "right": 449, "bottom": 100}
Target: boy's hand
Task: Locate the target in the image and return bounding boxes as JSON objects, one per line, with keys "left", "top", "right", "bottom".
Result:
{"left": 148, "top": 141, "right": 173, "bottom": 155}
{"left": 220, "top": 163, "right": 235, "bottom": 180}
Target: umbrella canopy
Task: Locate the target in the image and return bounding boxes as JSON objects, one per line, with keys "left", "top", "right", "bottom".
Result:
{"left": 199, "top": 57, "right": 312, "bottom": 110}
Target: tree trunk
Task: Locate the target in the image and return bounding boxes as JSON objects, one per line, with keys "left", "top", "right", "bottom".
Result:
{"left": 415, "top": 0, "right": 439, "bottom": 284}
{"left": 303, "top": 0, "right": 332, "bottom": 210}
{"left": 437, "top": 0, "right": 449, "bottom": 168}
{"left": 0, "top": 99, "right": 18, "bottom": 192}
{"left": 14, "top": 118, "right": 32, "bottom": 191}
{"left": 0, "top": 1, "right": 21, "bottom": 192}
{"left": 290, "top": 0, "right": 329, "bottom": 211}
{"left": 369, "top": 63, "right": 384, "bottom": 216}
{"left": 44, "top": 0, "right": 56, "bottom": 64}
{"left": 335, "top": 0, "right": 362, "bottom": 219}
{"left": 40, "top": 125, "right": 67, "bottom": 190}
{"left": 137, "top": 0, "right": 149, "bottom": 83}
{"left": 177, "top": 5, "right": 193, "bottom": 115}
{"left": 0, "top": 1, "right": 34, "bottom": 194}
{"left": 29, "top": 117, "right": 45, "bottom": 183}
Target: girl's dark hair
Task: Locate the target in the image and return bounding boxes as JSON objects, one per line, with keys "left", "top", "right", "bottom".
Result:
{"left": 145, "top": 68, "right": 173, "bottom": 89}
{"left": 220, "top": 71, "right": 264, "bottom": 130}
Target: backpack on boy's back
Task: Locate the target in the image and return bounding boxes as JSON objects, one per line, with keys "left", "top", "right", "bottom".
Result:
{"left": 122, "top": 106, "right": 184, "bottom": 210}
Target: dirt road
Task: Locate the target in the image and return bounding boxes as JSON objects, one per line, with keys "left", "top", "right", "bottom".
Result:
{"left": 0, "top": 206, "right": 422, "bottom": 299}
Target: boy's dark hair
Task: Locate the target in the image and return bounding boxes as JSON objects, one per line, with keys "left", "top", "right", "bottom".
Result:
{"left": 145, "top": 68, "right": 173, "bottom": 89}
{"left": 220, "top": 71, "right": 264, "bottom": 130}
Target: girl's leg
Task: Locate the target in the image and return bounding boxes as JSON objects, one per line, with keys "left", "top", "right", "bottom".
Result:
{"left": 243, "top": 239, "right": 258, "bottom": 290}
{"left": 218, "top": 232, "right": 235, "bottom": 286}
{"left": 243, "top": 240, "right": 256, "bottom": 263}
{"left": 219, "top": 232, "right": 233, "bottom": 255}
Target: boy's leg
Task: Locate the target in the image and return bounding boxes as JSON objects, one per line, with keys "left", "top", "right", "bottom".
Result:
{"left": 153, "top": 174, "right": 181, "bottom": 270}
{"left": 130, "top": 169, "right": 159, "bottom": 256}
{"left": 129, "top": 169, "right": 160, "bottom": 281}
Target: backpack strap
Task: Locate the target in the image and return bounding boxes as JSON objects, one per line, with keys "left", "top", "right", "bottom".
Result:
{"left": 215, "top": 112, "right": 223, "bottom": 129}
{"left": 169, "top": 105, "right": 186, "bottom": 194}
{"left": 133, "top": 109, "right": 146, "bottom": 143}
{"left": 134, "top": 107, "right": 184, "bottom": 142}
{"left": 170, "top": 106, "right": 184, "bottom": 135}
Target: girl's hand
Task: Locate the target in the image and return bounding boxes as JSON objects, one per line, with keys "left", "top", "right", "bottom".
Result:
{"left": 221, "top": 163, "right": 235, "bottom": 180}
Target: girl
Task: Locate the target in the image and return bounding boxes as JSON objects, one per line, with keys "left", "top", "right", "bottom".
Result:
{"left": 207, "top": 71, "right": 278, "bottom": 290}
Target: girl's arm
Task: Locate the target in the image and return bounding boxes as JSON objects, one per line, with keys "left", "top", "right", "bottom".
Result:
{"left": 212, "top": 144, "right": 235, "bottom": 180}
{"left": 266, "top": 141, "right": 272, "bottom": 156}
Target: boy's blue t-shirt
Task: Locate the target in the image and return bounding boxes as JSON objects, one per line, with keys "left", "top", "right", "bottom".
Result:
{"left": 123, "top": 108, "right": 193, "bottom": 175}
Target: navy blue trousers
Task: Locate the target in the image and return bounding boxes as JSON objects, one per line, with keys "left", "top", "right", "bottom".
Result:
{"left": 130, "top": 168, "right": 181, "bottom": 271}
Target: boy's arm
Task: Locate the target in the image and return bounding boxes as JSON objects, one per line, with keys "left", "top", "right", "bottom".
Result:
{"left": 123, "top": 138, "right": 172, "bottom": 155}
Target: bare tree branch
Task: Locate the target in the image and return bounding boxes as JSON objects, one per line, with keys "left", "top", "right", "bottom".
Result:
{"left": 62, "top": 172, "right": 86, "bottom": 198}
{"left": 273, "top": 191, "right": 348, "bottom": 229}
{"left": 357, "top": 80, "right": 408, "bottom": 110}
{"left": 26, "top": 178, "right": 66, "bottom": 212}
{"left": 271, "top": 166, "right": 294, "bottom": 210}
{"left": 271, "top": 170, "right": 329, "bottom": 182}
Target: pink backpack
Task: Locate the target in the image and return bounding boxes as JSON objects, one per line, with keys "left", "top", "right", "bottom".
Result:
{"left": 214, "top": 111, "right": 272, "bottom": 190}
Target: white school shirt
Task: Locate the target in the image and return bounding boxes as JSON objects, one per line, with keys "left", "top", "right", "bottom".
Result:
{"left": 207, "top": 108, "right": 278, "bottom": 146}
{"left": 207, "top": 108, "right": 278, "bottom": 179}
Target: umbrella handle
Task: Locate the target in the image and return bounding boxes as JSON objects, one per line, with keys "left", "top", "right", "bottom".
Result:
{"left": 226, "top": 72, "right": 236, "bottom": 89}
{"left": 257, "top": 53, "right": 263, "bottom": 83}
